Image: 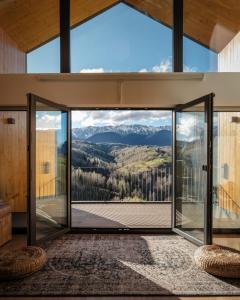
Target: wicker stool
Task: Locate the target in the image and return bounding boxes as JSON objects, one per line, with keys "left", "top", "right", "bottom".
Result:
{"left": 194, "top": 244, "right": 240, "bottom": 278}
{"left": 0, "top": 246, "right": 47, "bottom": 280}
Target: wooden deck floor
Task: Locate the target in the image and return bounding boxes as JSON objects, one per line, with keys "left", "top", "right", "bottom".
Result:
{"left": 71, "top": 203, "right": 172, "bottom": 228}
{"left": 71, "top": 202, "right": 240, "bottom": 230}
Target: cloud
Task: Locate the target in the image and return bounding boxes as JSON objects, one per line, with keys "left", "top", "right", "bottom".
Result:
{"left": 138, "top": 57, "right": 198, "bottom": 73}
{"left": 152, "top": 59, "right": 172, "bottom": 72}
{"left": 139, "top": 58, "right": 172, "bottom": 73}
{"left": 177, "top": 113, "right": 204, "bottom": 141}
{"left": 72, "top": 110, "right": 172, "bottom": 128}
{"left": 36, "top": 112, "right": 62, "bottom": 130}
{"left": 139, "top": 68, "right": 148, "bottom": 73}
{"left": 183, "top": 65, "right": 198, "bottom": 72}
{"left": 79, "top": 68, "right": 105, "bottom": 73}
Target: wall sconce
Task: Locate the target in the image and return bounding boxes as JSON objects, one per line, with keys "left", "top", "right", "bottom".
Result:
{"left": 7, "top": 117, "right": 15, "bottom": 124}
{"left": 221, "top": 163, "right": 229, "bottom": 180}
{"left": 41, "top": 162, "right": 50, "bottom": 174}
{"left": 231, "top": 116, "right": 240, "bottom": 123}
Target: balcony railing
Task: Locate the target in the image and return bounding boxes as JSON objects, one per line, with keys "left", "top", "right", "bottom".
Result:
{"left": 71, "top": 166, "right": 172, "bottom": 202}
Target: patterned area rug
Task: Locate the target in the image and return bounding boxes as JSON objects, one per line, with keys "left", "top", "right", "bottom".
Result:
{"left": 0, "top": 234, "right": 239, "bottom": 296}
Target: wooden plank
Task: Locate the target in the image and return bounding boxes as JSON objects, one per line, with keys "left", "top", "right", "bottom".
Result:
{"left": 0, "top": 0, "right": 118, "bottom": 52}
{"left": 0, "top": 26, "right": 25, "bottom": 73}
{"left": 218, "top": 32, "right": 240, "bottom": 71}
{"left": 218, "top": 112, "right": 240, "bottom": 216}
{"left": 0, "top": 111, "right": 27, "bottom": 212}
{"left": 36, "top": 130, "right": 57, "bottom": 198}
{"left": 0, "top": 212, "right": 12, "bottom": 247}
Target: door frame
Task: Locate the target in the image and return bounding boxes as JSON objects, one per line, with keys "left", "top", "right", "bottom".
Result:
{"left": 4, "top": 98, "right": 240, "bottom": 243}
{"left": 172, "top": 93, "right": 214, "bottom": 246}
{"left": 27, "top": 93, "right": 71, "bottom": 245}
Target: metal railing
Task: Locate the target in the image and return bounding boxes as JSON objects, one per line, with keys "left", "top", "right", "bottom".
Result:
{"left": 216, "top": 185, "right": 240, "bottom": 217}
{"left": 37, "top": 176, "right": 66, "bottom": 200}
{"left": 72, "top": 166, "right": 172, "bottom": 202}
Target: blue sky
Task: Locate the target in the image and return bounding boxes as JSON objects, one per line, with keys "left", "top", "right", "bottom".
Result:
{"left": 27, "top": 3, "right": 218, "bottom": 73}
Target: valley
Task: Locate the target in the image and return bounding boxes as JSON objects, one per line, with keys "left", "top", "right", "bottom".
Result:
{"left": 71, "top": 124, "right": 172, "bottom": 202}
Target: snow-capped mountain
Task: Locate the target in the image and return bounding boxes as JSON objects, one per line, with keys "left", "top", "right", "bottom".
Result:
{"left": 72, "top": 124, "right": 172, "bottom": 140}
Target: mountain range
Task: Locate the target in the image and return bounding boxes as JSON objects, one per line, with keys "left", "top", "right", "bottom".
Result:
{"left": 72, "top": 125, "right": 172, "bottom": 146}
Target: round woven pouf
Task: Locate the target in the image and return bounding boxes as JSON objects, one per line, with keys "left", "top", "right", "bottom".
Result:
{"left": 0, "top": 246, "right": 47, "bottom": 281}
{"left": 194, "top": 244, "right": 240, "bottom": 278}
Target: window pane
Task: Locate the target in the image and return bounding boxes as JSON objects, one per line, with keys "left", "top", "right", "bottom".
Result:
{"left": 27, "top": 38, "right": 60, "bottom": 73}
{"left": 70, "top": 2, "right": 173, "bottom": 73}
{"left": 175, "top": 104, "right": 207, "bottom": 243}
{"left": 213, "top": 112, "right": 240, "bottom": 230}
{"left": 35, "top": 102, "right": 68, "bottom": 241}
{"left": 183, "top": 0, "right": 240, "bottom": 72}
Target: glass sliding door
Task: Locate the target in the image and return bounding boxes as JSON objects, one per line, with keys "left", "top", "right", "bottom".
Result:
{"left": 27, "top": 94, "right": 70, "bottom": 245}
{"left": 173, "top": 93, "right": 214, "bottom": 245}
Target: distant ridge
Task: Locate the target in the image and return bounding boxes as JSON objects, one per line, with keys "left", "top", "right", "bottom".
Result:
{"left": 72, "top": 125, "right": 172, "bottom": 146}
{"left": 87, "top": 130, "right": 172, "bottom": 146}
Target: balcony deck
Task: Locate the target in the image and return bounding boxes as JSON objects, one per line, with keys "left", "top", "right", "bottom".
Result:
{"left": 71, "top": 202, "right": 240, "bottom": 229}
{"left": 71, "top": 202, "right": 172, "bottom": 228}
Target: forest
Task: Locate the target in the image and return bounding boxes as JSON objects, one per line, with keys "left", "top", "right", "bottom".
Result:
{"left": 71, "top": 125, "right": 172, "bottom": 202}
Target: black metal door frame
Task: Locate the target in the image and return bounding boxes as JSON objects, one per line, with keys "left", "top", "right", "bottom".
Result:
{"left": 27, "top": 93, "right": 71, "bottom": 245}
{"left": 172, "top": 93, "right": 214, "bottom": 246}
{"left": 26, "top": 92, "right": 215, "bottom": 243}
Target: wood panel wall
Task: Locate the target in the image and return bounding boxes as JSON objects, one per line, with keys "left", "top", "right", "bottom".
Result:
{"left": 218, "top": 32, "right": 240, "bottom": 72}
{"left": 0, "top": 111, "right": 27, "bottom": 212}
{"left": 0, "top": 27, "right": 25, "bottom": 73}
{"left": 36, "top": 130, "right": 57, "bottom": 198}
{"left": 218, "top": 112, "right": 240, "bottom": 216}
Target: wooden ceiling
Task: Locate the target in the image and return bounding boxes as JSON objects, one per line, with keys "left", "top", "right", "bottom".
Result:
{"left": 0, "top": 0, "right": 239, "bottom": 53}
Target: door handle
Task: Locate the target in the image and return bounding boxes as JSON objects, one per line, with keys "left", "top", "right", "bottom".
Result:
{"left": 202, "top": 165, "right": 208, "bottom": 172}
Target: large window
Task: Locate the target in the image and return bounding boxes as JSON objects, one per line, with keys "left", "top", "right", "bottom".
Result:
{"left": 1, "top": 0, "right": 240, "bottom": 73}
{"left": 70, "top": 2, "right": 173, "bottom": 73}
{"left": 71, "top": 109, "right": 172, "bottom": 228}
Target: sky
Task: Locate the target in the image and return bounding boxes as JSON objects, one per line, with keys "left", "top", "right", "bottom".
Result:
{"left": 72, "top": 110, "right": 172, "bottom": 128}
{"left": 27, "top": 3, "right": 218, "bottom": 73}
{"left": 36, "top": 110, "right": 172, "bottom": 130}
{"left": 36, "top": 109, "right": 203, "bottom": 142}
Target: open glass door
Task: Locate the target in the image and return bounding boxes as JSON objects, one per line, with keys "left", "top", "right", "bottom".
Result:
{"left": 173, "top": 93, "right": 214, "bottom": 246}
{"left": 27, "top": 94, "right": 70, "bottom": 245}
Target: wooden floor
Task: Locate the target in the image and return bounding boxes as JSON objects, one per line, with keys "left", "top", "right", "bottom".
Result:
{"left": 71, "top": 202, "right": 240, "bottom": 230}
{"left": 71, "top": 203, "right": 172, "bottom": 228}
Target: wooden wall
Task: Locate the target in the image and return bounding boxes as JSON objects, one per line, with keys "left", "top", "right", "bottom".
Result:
{"left": 218, "top": 112, "right": 240, "bottom": 216}
{"left": 218, "top": 32, "right": 240, "bottom": 72}
{"left": 0, "top": 27, "right": 25, "bottom": 73}
{"left": 0, "top": 111, "right": 27, "bottom": 212}
{"left": 0, "top": 112, "right": 57, "bottom": 213}
{"left": 36, "top": 130, "right": 57, "bottom": 198}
